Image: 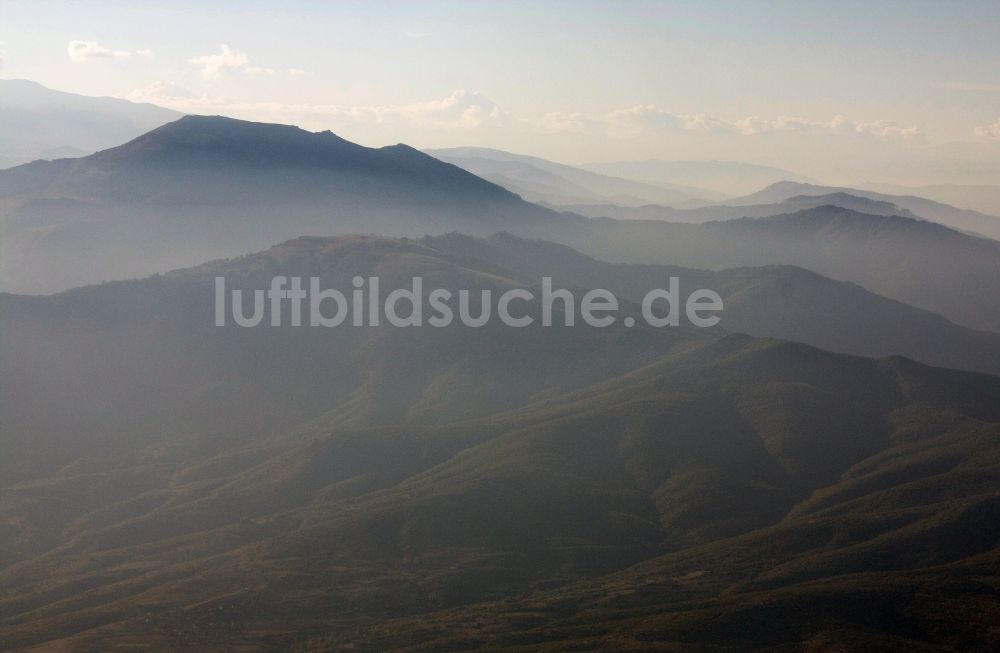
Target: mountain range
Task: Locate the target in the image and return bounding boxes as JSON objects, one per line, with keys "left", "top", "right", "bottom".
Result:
{"left": 3, "top": 115, "right": 1000, "bottom": 334}
{"left": 547, "top": 205, "right": 1000, "bottom": 332}
{"left": 558, "top": 191, "right": 924, "bottom": 223}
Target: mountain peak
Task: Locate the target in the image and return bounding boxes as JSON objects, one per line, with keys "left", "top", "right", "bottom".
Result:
{"left": 86, "top": 114, "right": 365, "bottom": 167}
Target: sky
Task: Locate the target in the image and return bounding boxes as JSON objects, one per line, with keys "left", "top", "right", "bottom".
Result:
{"left": 1, "top": 0, "right": 999, "bottom": 184}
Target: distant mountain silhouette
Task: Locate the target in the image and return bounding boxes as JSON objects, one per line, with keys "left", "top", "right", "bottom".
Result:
{"left": 729, "top": 180, "right": 1000, "bottom": 240}
{"left": 0, "top": 78, "right": 181, "bottom": 169}
{"left": 584, "top": 159, "right": 813, "bottom": 196}
{"left": 425, "top": 146, "right": 724, "bottom": 206}
{"left": 557, "top": 191, "right": 923, "bottom": 223}
{"left": 861, "top": 181, "right": 1000, "bottom": 217}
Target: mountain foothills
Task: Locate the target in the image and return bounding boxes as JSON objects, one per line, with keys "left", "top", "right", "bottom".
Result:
{"left": 1, "top": 235, "right": 999, "bottom": 651}
{"left": 2, "top": 115, "right": 1000, "bottom": 333}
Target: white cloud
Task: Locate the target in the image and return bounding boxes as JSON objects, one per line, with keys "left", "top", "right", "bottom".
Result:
{"left": 118, "top": 83, "right": 923, "bottom": 160}
{"left": 386, "top": 90, "right": 508, "bottom": 129}
{"left": 287, "top": 68, "right": 307, "bottom": 77}
{"left": 121, "top": 86, "right": 512, "bottom": 132}
{"left": 188, "top": 45, "right": 293, "bottom": 78}
{"left": 974, "top": 118, "right": 1000, "bottom": 140}
{"left": 136, "top": 49, "right": 154, "bottom": 57}
{"left": 188, "top": 44, "right": 250, "bottom": 77}
{"left": 853, "top": 119, "right": 920, "bottom": 140}
{"left": 67, "top": 40, "right": 132, "bottom": 62}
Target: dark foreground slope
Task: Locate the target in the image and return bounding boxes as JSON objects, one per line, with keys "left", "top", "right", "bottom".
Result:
{"left": 1, "top": 236, "right": 999, "bottom": 651}
{"left": 2, "top": 338, "right": 998, "bottom": 652}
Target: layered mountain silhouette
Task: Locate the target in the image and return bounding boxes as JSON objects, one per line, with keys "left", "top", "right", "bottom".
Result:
{"left": 2, "top": 236, "right": 999, "bottom": 651}
{"left": 558, "top": 191, "right": 924, "bottom": 223}
{"left": 562, "top": 206, "right": 1000, "bottom": 331}
{"left": 730, "top": 180, "right": 1000, "bottom": 240}
{"left": 4, "top": 116, "right": 1000, "bottom": 334}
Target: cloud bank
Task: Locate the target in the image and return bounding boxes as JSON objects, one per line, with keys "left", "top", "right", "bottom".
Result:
{"left": 188, "top": 45, "right": 276, "bottom": 77}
